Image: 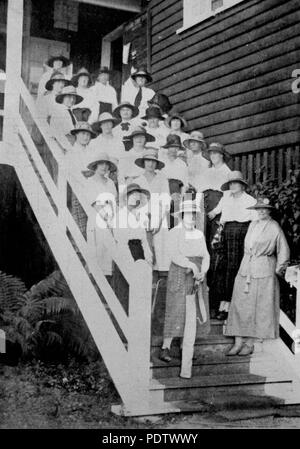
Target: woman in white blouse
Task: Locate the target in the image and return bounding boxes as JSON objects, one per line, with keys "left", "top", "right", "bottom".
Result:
{"left": 160, "top": 200, "right": 210, "bottom": 379}
{"left": 208, "top": 171, "right": 258, "bottom": 320}
{"left": 71, "top": 68, "right": 99, "bottom": 123}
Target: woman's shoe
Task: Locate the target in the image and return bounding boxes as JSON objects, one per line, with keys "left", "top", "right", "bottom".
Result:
{"left": 225, "top": 343, "right": 243, "bottom": 356}
{"left": 216, "top": 311, "right": 228, "bottom": 321}
{"left": 238, "top": 344, "right": 254, "bottom": 357}
{"left": 159, "top": 348, "right": 172, "bottom": 362}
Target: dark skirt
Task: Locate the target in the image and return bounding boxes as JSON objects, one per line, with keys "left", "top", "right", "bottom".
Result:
{"left": 168, "top": 179, "right": 183, "bottom": 229}
{"left": 223, "top": 221, "right": 250, "bottom": 302}
{"left": 163, "top": 256, "right": 210, "bottom": 338}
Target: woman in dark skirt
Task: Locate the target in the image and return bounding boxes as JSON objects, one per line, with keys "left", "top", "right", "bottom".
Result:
{"left": 160, "top": 200, "right": 210, "bottom": 379}
{"left": 208, "top": 171, "right": 258, "bottom": 320}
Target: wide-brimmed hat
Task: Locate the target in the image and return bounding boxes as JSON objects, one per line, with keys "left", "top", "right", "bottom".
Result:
{"left": 135, "top": 147, "right": 165, "bottom": 170}
{"left": 45, "top": 71, "right": 70, "bottom": 91}
{"left": 172, "top": 200, "right": 200, "bottom": 216}
{"left": 124, "top": 183, "right": 150, "bottom": 201}
{"left": 70, "top": 121, "right": 96, "bottom": 138}
{"left": 113, "top": 102, "right": 139, "bottom": 120}
{"left": 221, "top": 171, "right": 248, "bottom": 191}
{"left": 162, "top": 134, "right": 184, "bottom": 150}
{"left": 166, "top": 112, "right": 188, "bottom": 130}
{"left": 71, "top": 67, "right": 92, "bottom": 87}
{"left": 131, "top": 67, "right": 152, "bottom": 83}
{"left": 141, "top": 106, "right": 164, "bottom": 121}
{"left": 207, "top": 142, "right": 231, "bottom": 162}
{"left": 247, "top": 197, "right": 275, "bottom": 210}
{"left": 183, "top": 131, "right": 207, "bottom": 151}
{"left": 86, "top": 152, "right": 117, "bottom": 172}
{"left": 148, "top": 93, "right": 172, "bottom": 114}
{"left": 46, "top": 55, "right": 70, "bottom": 68}
{"left": 125, "top": 126, "right": 155, "bottom": 143}
{"left": 91, "top": 112, "right": 118, "bottom": 134}
{"left": 56, "top": 85, "right": 83, "bottom": 105}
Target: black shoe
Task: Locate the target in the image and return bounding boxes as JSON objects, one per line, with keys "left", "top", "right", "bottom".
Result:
{"left": 159, "top": 348, "right": 172, "bottom": 363}
{"left": 216, "top": 311, "right": 228, "bottom": 321}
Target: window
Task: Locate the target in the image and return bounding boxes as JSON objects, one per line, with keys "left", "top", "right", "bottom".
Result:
{"left": 177, "top": 0, "right": 246, "bottom": 33}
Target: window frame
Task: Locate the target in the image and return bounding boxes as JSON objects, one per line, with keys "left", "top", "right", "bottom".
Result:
{"left": 177, "top": 0, "right": 247, "bottom": 34}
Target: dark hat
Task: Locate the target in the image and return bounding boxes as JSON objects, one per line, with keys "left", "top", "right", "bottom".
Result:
{"left": 166, "top": 112, "right": 188, "bottom": 130}
{"left": 70, "top": 121, "right": 96, "bottom": 138}
{"left": 46, "top": 55, "right": 70, "bottom": 68}
{"left": 55, "top": 85, "right": 83, "bottom": 105}
{"left": 91, "top": 112, "right": 118, "bottom": 134}
{"left": 148, "top": 93, "right": 172, "bottom": 114}
{"left": 208, "top": 142, "right": 231, "bottom": 162}
{"left": 71, "top": 67, "right": 92, "bottom": 87}
{"left": 162, "top": 134, "right": 184, "bottom": 150}
{"left": 113, "top": 102, "right": 139, "bottom": 120}
{"left": 131, "top": 67, "right": 152, "bottom": 83}
{"left": 135, "top": 147, "right": 165, "bottom": 170}
{"left": 124, "top": 183, "right": 150, "bottom": 201}
{"left": 45, "top": 71, "right": 70, "bottom": 91}
{"left": 141, "top": 106, "right": 164, "bottom": 121}
{"left": 86, "top": 151, "right": 117, "bottom": 173}
{"left": 221, "top": 171, "right": 248, "bottom": 191}
{"left": 125, "top": 126, "right": 155, "bottom": 143}
{"left": 247, "top": 197, "right": 275, "bottom": 210}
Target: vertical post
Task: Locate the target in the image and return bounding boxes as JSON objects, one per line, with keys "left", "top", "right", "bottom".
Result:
{"left": 3, "top": 0, "right": 24, "bottom": 147}
{"left": 295, "top": 268, "right": 300, "bottom": 331}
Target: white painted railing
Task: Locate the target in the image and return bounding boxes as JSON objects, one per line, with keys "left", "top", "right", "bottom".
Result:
{"left": 7, "top": 77, "right": 153, "bottom": 414}
{"left": 284, "top": 265, "right": 300, "bottom": 354}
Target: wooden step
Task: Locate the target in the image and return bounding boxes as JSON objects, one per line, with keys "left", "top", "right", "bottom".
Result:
{"left": 151, "top": 339, "right": 234, "bottom": 359}
{"left": 151, "top": 372, "right": 293, "bottom": 403}
{"left": 150, "top": 357, "right": 282, "bottom": 379}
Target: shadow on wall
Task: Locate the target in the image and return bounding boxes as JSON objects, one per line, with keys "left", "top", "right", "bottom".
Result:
{"left": 0, "top": 164, "right": 56, "bottom": 286}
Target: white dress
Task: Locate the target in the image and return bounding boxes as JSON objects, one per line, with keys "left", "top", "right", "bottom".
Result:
{"left": 202, "top": 163, "right": 232, "bottom": 192}
{"left": 87, "top": 134, "right": 125, "bottom": 162}
{"left": 186, "top": 151, "right": 210, "bottom": 192}
{"left": 135, "top": 172, "right": 171, "bottom": 271}
{"left": 121, "top": 78, "right": 155, "bottom": 118}
{"left": 90, "top": 82, "right": 118, "bottom": 113}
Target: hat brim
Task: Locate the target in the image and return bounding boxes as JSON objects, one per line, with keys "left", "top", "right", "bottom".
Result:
{"left": 166, "top": 115, "right": 188, "bottom": 130}
{"left": 247, "top": 204, "right": 274, "bottom": 210}
{"left": 87, "top": 159, "right": 117, "bottom": 172}
{"left": 135, "top": 157, "right": 165, "bottom": 170}
{"left": 221, "top": 179, "right": 248, "bottom": 191}
{"left": 91, "top": 118, "right": 117, "bottom": 134}
{"left": 47, "top": 56, "right": 70, "bottom": 68}
{"left": 70, "top": 128, "right": 96, "bottom": 138}
{"left": 113, "top": 104, "right": 139, "bottom": 119}
{"left": 55, "top": 93, "right": 83, "bottom": 105}
{"left": 125, "top": 187, "right": 150, "bottom": 201}
{"left": 162, "top": 143, "right": 184, "bottom": 150}
{"left": 131, "top": 73, "right": 152, "bottom": 83}
{"left": 71, "top": 73, "right": 93, "bottom": 87}
{"left": 183, "top": 138, "right": 207, "bottom": 151}
{"left": 207, "top": 147, "right": 231, "bottom": 162}
{"left": 124, "top": 132, "right": 156, "bottom": 147}
{"left": 45, "top": 78, "right": 70, "bottom": 91}
{"left": 141, "top": 113, "right": 164, "bottom": 121}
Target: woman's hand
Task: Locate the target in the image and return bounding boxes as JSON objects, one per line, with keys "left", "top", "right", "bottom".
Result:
{"left": 208, "top": 210, "right": 217, "bottom": 220}
{"left": 190, "top": 264, "right": 200, "bottom": 279}
{"left": 195, "top": 271, "right": 205, "bottom": 283}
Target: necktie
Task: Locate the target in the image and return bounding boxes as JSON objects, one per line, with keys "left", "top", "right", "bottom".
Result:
{"left": 68, "top": 108, "right": 77, "bottom": 126}
{"left": 134, "top": 87, "right": 142, "bottom": 108}
{"left": 121, "top": 122, "right": 130, "bottom": 131}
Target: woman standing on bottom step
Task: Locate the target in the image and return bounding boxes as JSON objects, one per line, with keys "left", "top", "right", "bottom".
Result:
{"left": 224, "top": 197, "right": 290, "bottom": 356}
{"left": 160, "top": 200, "right": 210, "bottom": 379}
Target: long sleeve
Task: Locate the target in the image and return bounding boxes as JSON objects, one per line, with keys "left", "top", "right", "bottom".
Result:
{"left": 212, "top": 196, "right": 224, "bottom": 215}
{"left": 275, "top": 228, "right": 290, "bottom": 275}
{"left": 200, "top": 237, "right": 210, "bottom": 274}
{"left": 141, "top": 231, "right": 153, "bottom": 263}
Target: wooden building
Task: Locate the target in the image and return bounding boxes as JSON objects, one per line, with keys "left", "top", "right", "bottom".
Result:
{"left": 149, "top": 0, "right": 300, "bottom": 183}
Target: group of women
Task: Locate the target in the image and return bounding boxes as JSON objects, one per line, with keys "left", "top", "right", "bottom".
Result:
{"left": 36, "top": 56, "right": 290, "bottom": 379}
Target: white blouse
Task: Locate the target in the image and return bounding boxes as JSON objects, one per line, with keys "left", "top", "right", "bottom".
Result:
{"left": 161, "top": 158, "right": 188, "bottom": 186}
{"left": 213, "top": 191, "right": 258, "bottom": 223}
{"left": 203, "top": 163, "right": 232, "bottom": 192}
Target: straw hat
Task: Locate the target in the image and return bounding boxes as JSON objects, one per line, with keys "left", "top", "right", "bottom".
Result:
{"left": 71, "top": 67, "right": 92, "bottom": 87}
{"left": 70, "top": 121, "right": 96, "bottom": 138}
{"left": 45, "top": 71, "right": 70, "bottom": 91}
{"left": 247, "top": 197, "right": 275, "bottom": 210}
{"left": 113, "top": 102, "right": 139, "bottom": 120}
{"left": 148, "top": 93, "right": 172, "bottom": 114}
{"left": 91, "top": 112, "right": 118, "bottom": 134}
{"left": 46, "top": 55, "right": 70, "bottom": 68}
{"left": 207, "top": 142, "right": 231, "bottom": 162}
{"left": 166, "top": 112, "right": 188, "bottom": 130}
{"left": 183, "top": 131, "right": 207, "bottom": 151}
{"left": 141, "top": 106, "right": 164, "bottom": 121}
{"left": 162, "top": 134, "right": 184, "bottom": 150}
{"left": 55, "top": 85, "right": 83, "bottom": 105}
{"left": 131, "top": 67, "right": 152, "bottom": 83}
{"left": 221, "top": 171, "right": 248, "bottom": 191}
{"left": 86, "top": 152, "right": 117, "bottom": 172}
{"left": 172, "top": 199, "right": 200, "bottom": 216}
{"left": 123, "top": 126, "right": 155, "bottom": 150}
{"left": 135, "top": 147, "right": 165, "bottom": 170}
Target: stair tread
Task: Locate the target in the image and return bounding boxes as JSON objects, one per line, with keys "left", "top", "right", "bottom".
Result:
{"left": 151, "top": 335, "right": 233, "bottom": 347}
{"left": 150, "top": 371, "right": 293, "bottom": 390}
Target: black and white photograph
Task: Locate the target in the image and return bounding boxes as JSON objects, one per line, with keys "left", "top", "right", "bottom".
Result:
{"left": 0, "top": 0, "right": 299, "bottom": 433}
